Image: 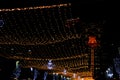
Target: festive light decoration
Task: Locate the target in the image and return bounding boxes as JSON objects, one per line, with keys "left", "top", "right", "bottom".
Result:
{"left": 65, "top": 17, "right": 80, "bottom": 28}
{"left": 0, "top": 3, "right": 81, "bottom": 45}
{"left": 0, "top": 2, "right": 103, "bottom": 78}
{"left": 0, "top": 3, "right": 71, "bottom": 12}
{"left": 8, "top": 54, "right": 88, "bottom": 61}
{"left": 88, "top": 36, "right": 97, "bottom": 48}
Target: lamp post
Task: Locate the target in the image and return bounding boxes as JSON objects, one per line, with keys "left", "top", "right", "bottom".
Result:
{"left": 88, "top": 36, "right": 98, "bottom": 79}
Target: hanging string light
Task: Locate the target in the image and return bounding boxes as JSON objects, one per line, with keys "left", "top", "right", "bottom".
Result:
{"left": 0, "top": 3, "right": 71, "bottom": 12}
{"left": 0, "top": 2, "right": 103, "bottom": 77}
{"left": 0, "top": 3, "right": 81, "bottom": 45}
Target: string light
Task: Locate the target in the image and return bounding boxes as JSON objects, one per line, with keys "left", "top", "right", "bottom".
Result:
{"left": 0, "top": 2, "right": 103, "bottom": 77}
{"left": 8, "top": 54, "right": 88, "bottom": 61}
{"left": 0, "top": 3, "right": 71, "bottom": 12}
{"left": 0, "top": 3, "right": 82, "bottom": 45}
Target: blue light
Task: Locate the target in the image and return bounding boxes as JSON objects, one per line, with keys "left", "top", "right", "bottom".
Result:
{"left": 0, "top": 20, "right": 4, "bottom": 27}
{"left": 106, "top": 67, "right": 113, "bottom": 78}
{"left": 12, "top": 61, "right": 21, "bottom": 79}
{"left": 44, "top": 72, "right": 48, "bottom": 80}
{"left": 47, "top": 60, "right": 53, "bottom": 69}
{"left": 113, "top": 57, "right": 120, "bottom": 75}
{"left": 107, "top": 73, "right": 113, "bottom": 78}
{"left": 33, "top": 69, "right": 39, "bottom": 80}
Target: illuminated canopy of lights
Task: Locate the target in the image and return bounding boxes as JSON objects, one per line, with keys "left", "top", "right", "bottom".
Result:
{"left": 0, "top": 3, "right": 103, "bottom": 75}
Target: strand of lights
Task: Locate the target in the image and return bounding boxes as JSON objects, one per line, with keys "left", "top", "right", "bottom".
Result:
{"left": 0, "top": 37, "right": 87, "bottom": 59}
{"left": 63, "top": 5, "right": 77, "bottom": 39}
{"left": 19, "top": 60, "right": 89, "bottom": 74}
{"left": 39, "top": 9, "right": 50, "bottom": 44}
{"left": 46, "top": 7, "right": 58, "bottom": 42}
{"left": 58, "top": 6, "right": 67, "bottom": 38}
{"left": 0, "top": 3, "right": 71, "bottom": 12}
{"left": 60, "top": 8, "right": 69, "bottom": 39}
{"left": 52, "top": 8, "right": 65, "bottom": 40}
{"left": 65, "top": 6, "right": 77, "bottom": 36}
{"left": 0, "top": 4, "right": 102, "bottom": 75}
{"left": 0, "top": 31, "right": 81, "bottom": 45}
{"left": 14, "top": 55, "right": 89, "bottom": 71}
{"left": 8, "top": 54, "right": 88, "bottom": 61}
{"left": 0, "top": 5, "right": 81, "bottom": 45}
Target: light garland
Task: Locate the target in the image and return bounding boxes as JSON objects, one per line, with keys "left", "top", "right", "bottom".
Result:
{"left": 0, "top": 7, "right": 81, "bottom": 46}
{"left": 0, "top": 3, "right": 71, "bottom": 12}
{"left": 0, "top": 2, "right": 103, "bottom": 77}
{"left": 8, "top": 54, "right": 88, "bottom": 61}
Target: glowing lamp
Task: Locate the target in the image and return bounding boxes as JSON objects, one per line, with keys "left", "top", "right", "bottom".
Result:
{"left": 88, "top": 36, "right": 97, "bottom": 48}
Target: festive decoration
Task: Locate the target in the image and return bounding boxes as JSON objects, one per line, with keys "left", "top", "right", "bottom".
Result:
{"left": 0, "top": 3, "right": 71, "bottom": 12}
{"left": 88, "top": 36, "right": 97, "bottom": 48}
{"left": 0, "top": 2, "right": 102, "bottom": 78}
{"left": 88, "top": 36, "right": 98, "bottom": 79}
{"left": 65, "top": 17, "right": 80, "bottom": 28}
